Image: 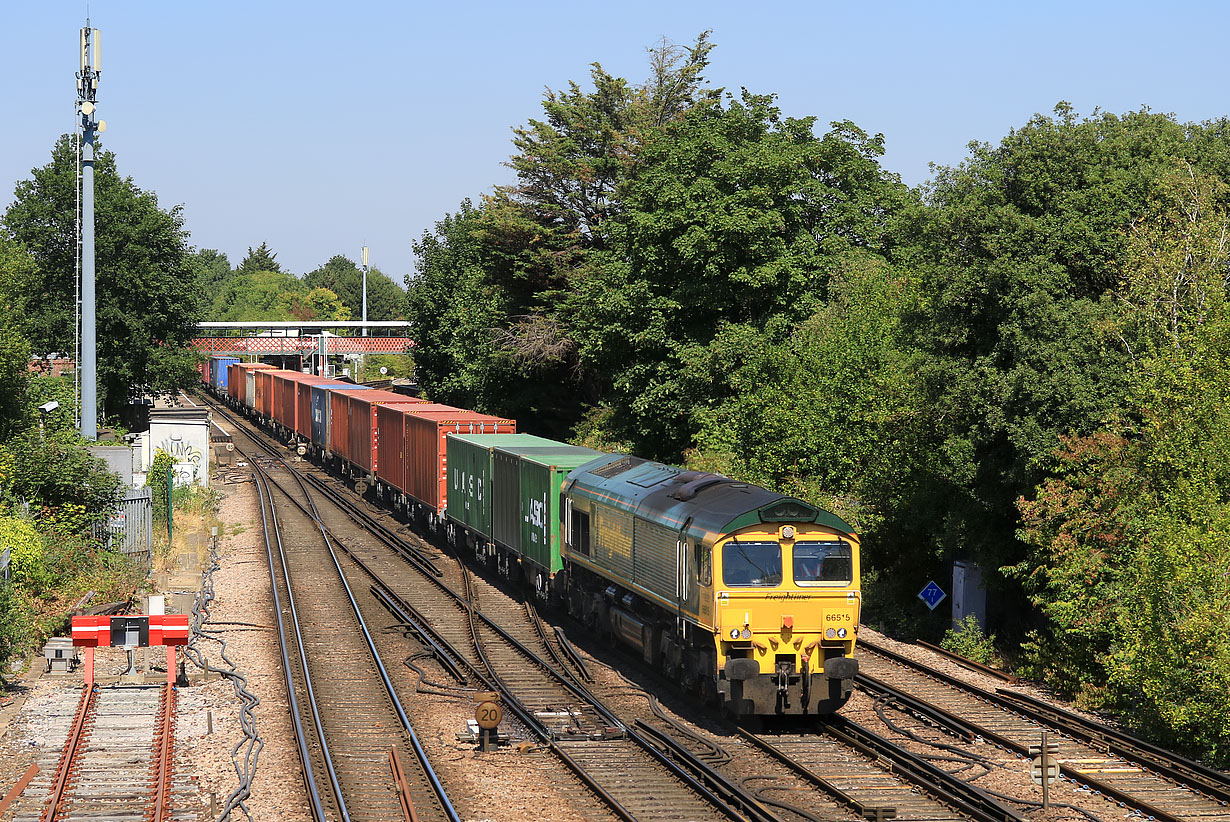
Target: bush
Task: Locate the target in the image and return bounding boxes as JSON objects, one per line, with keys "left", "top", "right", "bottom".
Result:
{"left": 940, "top": 614, "right": 999, "bottom": 666}
{"left": 147, "top": 450, "right": 174, "bottom": 522}
{"left": 0, "top": 430, "right": 121, "bottom": 533}
{"left": 0, "top": 515, "right": 49, "bottom": 594}
{"left": 0, "top": 584, "right": 33, "bottom": 677}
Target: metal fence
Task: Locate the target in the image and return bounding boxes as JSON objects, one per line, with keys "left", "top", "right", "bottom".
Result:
{"left": 93, "top": 486, "right": 153, "bottom": 571}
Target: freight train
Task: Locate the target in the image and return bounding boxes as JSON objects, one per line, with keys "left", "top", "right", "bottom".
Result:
{"left": 201, "top": 356, "right": 861, "bottom": 717}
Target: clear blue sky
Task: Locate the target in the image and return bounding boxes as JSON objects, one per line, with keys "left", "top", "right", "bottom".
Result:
{"left": 3, "top": 1, "right": 1227, "bottom": 283}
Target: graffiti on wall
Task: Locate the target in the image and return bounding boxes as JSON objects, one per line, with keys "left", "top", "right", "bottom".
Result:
{"left": 158, "top": 434, "right": 204, "bottom": 486}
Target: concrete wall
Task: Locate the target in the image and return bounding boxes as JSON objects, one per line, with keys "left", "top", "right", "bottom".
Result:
{"left": 88, "top": 445, "right": 135, "bottom": 486}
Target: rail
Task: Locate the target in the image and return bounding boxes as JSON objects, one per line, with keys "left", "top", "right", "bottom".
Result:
{"left": 40, "top": 684, "right": 97, "bottom": 822}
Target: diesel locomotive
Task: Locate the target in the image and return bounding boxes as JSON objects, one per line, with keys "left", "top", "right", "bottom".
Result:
{"left": 203, "top": 357, "right": 861, "bottom": 717}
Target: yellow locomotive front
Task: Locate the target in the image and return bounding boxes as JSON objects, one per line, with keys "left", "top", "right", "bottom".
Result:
{"left": 559, "top": 455, "right": 860, "bottom": 719}
{"left": 711, "top": 522, "right": 860, "bottom": 716}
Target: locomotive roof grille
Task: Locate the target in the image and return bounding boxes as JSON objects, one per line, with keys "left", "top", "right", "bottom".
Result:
{"left": 589, "top": 455, "right": 645, "bottom": 478}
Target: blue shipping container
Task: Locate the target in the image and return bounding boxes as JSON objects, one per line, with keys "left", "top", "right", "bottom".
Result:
{"left": 309, "top": 383, "right": 369, "bottom": 450}
{"left": 211, "top": 356, "right": 240, "bottom": 390}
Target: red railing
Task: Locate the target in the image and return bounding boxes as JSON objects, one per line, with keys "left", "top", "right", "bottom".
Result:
{"left": 192, "top": 337, "right": 413, "bottom": 355}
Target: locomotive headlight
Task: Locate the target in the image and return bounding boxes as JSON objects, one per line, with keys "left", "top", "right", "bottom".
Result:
{"left": 826, "top": 628, "right": 836, "bottom": 639}
{"left": 730, "top": 629, "right": 741, "bottom": 640}
{"left": 781, "top": 525, "right": 795, "bottom": 539}
{"left": 741, "top": 628, "right": 752, "bottom": 639}
{"left": 837, "top": 627, "right": 847, "bottom": 638}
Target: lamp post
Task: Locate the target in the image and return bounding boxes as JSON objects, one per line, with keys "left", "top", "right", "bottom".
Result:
{"left": 361, "top": 246, "right": 369, "bottom": 337}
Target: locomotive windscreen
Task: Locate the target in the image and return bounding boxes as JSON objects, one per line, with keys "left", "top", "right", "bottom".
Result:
{"left": 793, "top": 540, "right": 853, "bottom": 584}
{"left": 722, "top": 540, "right": 782, "bottom": 587}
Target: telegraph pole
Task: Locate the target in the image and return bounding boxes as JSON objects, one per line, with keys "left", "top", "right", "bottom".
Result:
{"left": 76, "top": 24, "right": 104, "bottom": 440}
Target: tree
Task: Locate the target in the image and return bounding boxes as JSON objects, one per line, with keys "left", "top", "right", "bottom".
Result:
{"left": 3, "top": 135, "right": 202, "bottom": 414}
{"left": 900, "top": 105, "right": 1214, "bottom": 586}
{"left": 304, "top": 255, "right": 403, "bottom": 321}
{"left": 192, "top": 249, "right": 232, "bottom": 315}
{"left": 0, "top": 236, "right": 34, "bottom": 438}
{"left": 505, "top": 33, "right": 716, "bottom": 250}
{"left": 570, "top": 92, "right": 910, "bottom": 457}
{"left": 303, "top": 287, "right": 350, "bottom": 321}
{"left": 407, "top": 203, "right": 516, "bottom": 407}
{"left": 210, "top": 269, "right": 306, "bottom": 321}
{"left": 236, "top": 242, "right": 281, "bottom": 275}
{"left": 1012, "top": 165, "right": 1230, "bottom": 764}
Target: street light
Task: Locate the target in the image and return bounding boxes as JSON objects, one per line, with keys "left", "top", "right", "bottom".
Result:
{"left": 361, "top": 246, "right": 369, "bottom": 337}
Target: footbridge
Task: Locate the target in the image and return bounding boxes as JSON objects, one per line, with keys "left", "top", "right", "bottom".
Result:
{"left": 192, "top": 321, "right": 413, "bottom": 357}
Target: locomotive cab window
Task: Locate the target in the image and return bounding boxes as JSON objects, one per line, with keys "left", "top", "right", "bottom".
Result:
{"left": 793, "top": 540, "right": 853, "bottom": 585}
{"left": 695, "top": 540, "right": 711, "bottom": 586}
{"left": 722, "top": 540, "right": 781, "bottom": 587}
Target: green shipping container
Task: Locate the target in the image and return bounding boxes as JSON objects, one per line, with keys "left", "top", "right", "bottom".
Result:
{"left": 493, "top": 443, "right": 605, "bottom": 574}
{"left": 446, "top": 434, "right": 553, "bottom": 540}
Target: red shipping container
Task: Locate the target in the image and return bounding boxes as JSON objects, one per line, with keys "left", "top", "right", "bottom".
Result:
{"left": 287, "top": 374, "right": 338, "bottom": 439}
{"left": 329, "top": 389, "right": 425, "bottom": 472}
{"left": 404, "top": 409, "right": 516, "bottom": 513}
{"left": 374, "top": 403, "right": 461, "bottom": 494}
{"left": 270, "top": 371, "right": 329, "bottom": 433}
{"left": 229, "top": 362, "right": 276, "bottom": 405}
{"left": 253, "top": 369, "right": 290, "bottom": 420}
{"left": 198, "top": 360, "right": 210, "bottom": 386}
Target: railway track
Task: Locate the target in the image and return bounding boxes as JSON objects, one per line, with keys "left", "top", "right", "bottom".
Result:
{"left": 206, "top": 390, "right": 1230, "bottom": 822}
{"left": 581, "top": 640, "right": 1030, "bottom": 822}
{"left": 208, "top": 392, "right": 1028, "bottom": 822}
{"left": 8, "top": 683, "right": 189, "bottom": 822}
{"left": 856, "top": 637, "right": 1230, "bottom": 822}
{"left": 210, "top": 393, "right": 765, "bottom": 821}
{"left": 253, "top": 455, "right": 458, "bottom": 821}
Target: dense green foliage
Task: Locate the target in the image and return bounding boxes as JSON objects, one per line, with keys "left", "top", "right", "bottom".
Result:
{"left": 148, "top": 449, "right": 174, "bottom": 523}
{"left": 404, "top": 40, "right": 1230, "bottom": 764}
{"left": 0, "top": 228, "right": 141, "bottom": 682}
{"left": 940, "top": 614, "right": 999, "bottom": 666}
{"left": 0, "top": 237, "right": 34, "bottom": 441}
{"left": 304, "top": 255, "right": 404, "bottom": 322}
{"left": 357, "top": 353, "right": 415, "bottom": 383}
{"left": 1011, "top": 167, "right": 1230, "bottom": 760}
{"left": 2, "top": 135, "right": 202, "bottom": 415}
{"left": 200, "top": 246, "right": 401, "bottom": 326}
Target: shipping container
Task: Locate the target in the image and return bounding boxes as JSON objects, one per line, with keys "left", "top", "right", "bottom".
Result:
{"left": 211, "top": 356, "right": 240, "bottom": 391}
{"left": 198, "top": 359, "right": 210, "bottom": 386}
{"left": 229, "top": 362, "right": 276, "bottom": 406}
{"left": 402, "top": 409, "right": 516, "bottom": 514}
{"left": 508, "top": 444, "right": 605, "bottom": 574}
{"left": 252, "top": 366, "right": 295, "bottom": 420}
{"left": 269, "top": 371, "right": 313, "bottom": 432}
{"left": 374, "top": 403, "right": 460, "bottom": 496}
{"left": 293, "top": 377, "right": 349, "bottom": 440}
{"left": 328, "top": 390, "right": 425, "bottom": 474}
{"left": 309, "top": 383, "right": 371, "bottom": 450}
{"left": 446, "top": 434, "right": 554, "bottom": 541}
{"left": 253, "top": 368, "right": 290, "bottom": 419}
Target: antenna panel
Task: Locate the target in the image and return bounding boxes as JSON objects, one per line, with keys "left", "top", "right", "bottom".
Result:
{"left": 92, "top": 29, "right": 101, "bottom": 71}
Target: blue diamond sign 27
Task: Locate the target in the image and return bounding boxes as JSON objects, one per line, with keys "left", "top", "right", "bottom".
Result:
{"left": 918, "top": 580, "right": 947, "bottom": 611}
